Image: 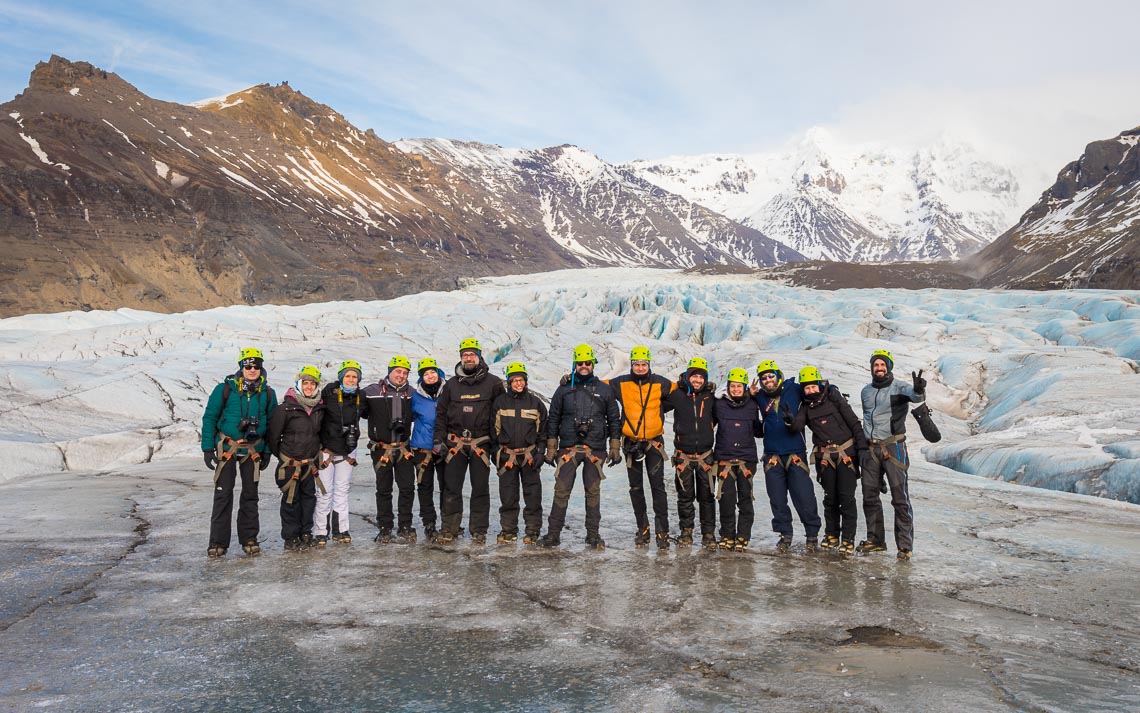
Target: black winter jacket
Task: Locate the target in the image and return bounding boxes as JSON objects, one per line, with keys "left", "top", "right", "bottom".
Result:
{"left": 547, "top": 375, "right": 621, "bottom": 450}
{"left": 790, "top": 385, "right": 869, "bottom": 453}
{"left": 663, "top": 381, "right": 718, "bottom": 453}
{"left": 713, "top": 395, "right": 762, "bottom": 462}
{"left": 492, "top": 388, "right": 548, "bottom": 449}
{"left": 319, "top": 382, "right": 365, "bottom": 455}
{"left": 433, "top": 361, "right": 505, "bottom": 444}
{"left": 362, "top": 378, "right": 414, "bottom": 443}
{"left": 266, "top": 390, "right": 325, "bottom": 460}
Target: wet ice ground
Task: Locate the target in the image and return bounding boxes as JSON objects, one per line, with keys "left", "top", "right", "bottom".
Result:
{"left": 2, "top": 455, "right": 1137, "bottom": 712}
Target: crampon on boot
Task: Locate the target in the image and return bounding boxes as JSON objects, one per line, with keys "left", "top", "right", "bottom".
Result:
{"left": 701, "top": 533, "right": 717, "bottom": 550}
{"left": 314, "top": 534, "right": 329, "bottom": 547}
{"left": 470, "top": 532, "right": 487, "bottom": 545}
{"left": 206, "top": 545, "right": 226, "bottom": 559}
{"left": 897, "top": 549, "right": 912, "bottom": 561}
{"left": 734, "top": 538, "right": 749, "bottom": 553}
{"left": 522, "top": 532, "right": 540, "bottom": 546}
{"left": 837, "top": 540, "right": 855, "bottom": 556}
{"left": 776, "top": 535, "right": 793, "bottom": 553}
{"left": 284, "top": 537, "right": 303, "bottom": 552}
{"left": 656, "top": 532, "right": 671, "bottom": 550}
{"left": 332, "top": 531, "right": 352, "bottom": 544}
{"left": 676, "top": 528, "right": 694, "bottom": 546}
{"left": 374, "top": 529, "right": 393, "bottom": 544}
{"left": 584, "top": 533, "right": 606, "bottom": 550}
{"left": 819, "top": 535, "right": 840, "bottom": 550}
{"left": 805, "top": 537, "right": 819, "bottom": 553}
{"left": 856, "top": 539, "right": 887, "bottom": 554}
{"left": 497, "top": 532, "right": 518, "bottom": 544}
{"left": 241, "top": 538, "right": 261, "bottom": 556}
{"left": 537, "top": 532, "right": 561, "bottom": 548}
{"left": 718, "top": 536, "right": 735, "bottom": 550}
{"left": 434, "top": 529, "right": 456, "bottom": 544}
{"left": 396, "top": 528, "right": 417, "bottom": 544}
{"left": 634, "top": 526, "right": 651, "bottom": 548}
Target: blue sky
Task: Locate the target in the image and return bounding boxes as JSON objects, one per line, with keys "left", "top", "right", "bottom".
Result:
{"left": 2, "top": 0, "right": 1138, "bottom": 174}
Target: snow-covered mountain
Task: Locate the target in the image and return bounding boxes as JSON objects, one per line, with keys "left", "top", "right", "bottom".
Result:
{"left": 968, "top": 125, "right": 1140, "bottom": 290}
{"left": 396, "top": 138, "right": 802, "bottom": 267}
{"left": 626, "top": 128, "right": 1034, "bottom": 262}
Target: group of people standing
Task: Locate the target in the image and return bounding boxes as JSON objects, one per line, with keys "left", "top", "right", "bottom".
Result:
{"left": 201, "top": 340, "right": 928, "bottom": 561}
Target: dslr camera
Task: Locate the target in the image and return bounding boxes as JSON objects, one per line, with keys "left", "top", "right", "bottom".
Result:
{"left": 390, "top": 418, "right": 408, "bottom": 439}
{"left": 238, "top": 417, "right": 260, "bottom": 443}
{"left": 342, "top": 423, "right": 360, "bottom": 451}
{"left": 574, "top": 417, "right": 593, "bottom": 441}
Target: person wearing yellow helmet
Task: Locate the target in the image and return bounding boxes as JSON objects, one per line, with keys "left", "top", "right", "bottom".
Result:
{"left": 662, "top": 356, "right": 719, "bottom": 548}
{"left": 491, "top": 362, "right": 548, "bottom": 545}
{"left": 712, "top": 368, "right": 763, "bottom": 552}
{"left": 859, "top": 349, "right": 926, "bottom": 561}
{"left": 201, "top": 347, "right": 278, "bottom": 558}
{"left": 361, "top": 356, "right": 417, "bottom": 543}
{"left": 266, "top": 366, "right": 326, "bottom": 551}
{"left": 314, "top": 360, "right": 365, "bottom": 546}
{"left": 409, "top": 357, "right": 447, "bottom": 541}
{"left": 751, "top": 359, "right": 821, "bottom": 554}
{"left": 538, "top": 344, "right": 622, "bottom": 550}
{"left": 605, "top": 346, "right": 677, "bottom": 549}
{"left": 787, "top": 366, "right": 868, "bottom": 556}
{"left": 432, "top": 339, "right": 506, "bottom": 545}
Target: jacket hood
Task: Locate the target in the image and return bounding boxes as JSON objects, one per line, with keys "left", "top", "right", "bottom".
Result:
{"left": 415, "top": 368, "right": 447, "bottom": 398}
{"left": 453, "top": 359, "right": 489, "bottom": 382}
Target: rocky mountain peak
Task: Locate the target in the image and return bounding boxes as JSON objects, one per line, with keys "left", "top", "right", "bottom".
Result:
{"left": 26, "top": 54, "right": 124, "bottom": 94}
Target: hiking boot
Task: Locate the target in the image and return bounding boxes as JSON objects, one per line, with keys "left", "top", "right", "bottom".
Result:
{"left": 422, "top": 528, "right": 437, "bottom": 543}
{"left": 820, "top": 534, "right": 840, "bottom": 550}
{"left": 374, "top": 529, "right": 393, "bottom": 544}
{"left": 538, "top": 532, "right": 561, "bottom": 548}
{"left": 676, "top": 528, "right": 694, "bottom": 546}
{"left": 301, "top": 534, "right": 314, "bottom": 549}
{"left": 284, "top": 537, "right": 303, "bottom": 552}
{"left": 241, "top": 538, "right": 260, "bottom": 556}
{"left": 585, "top": 533, "right": 606, "bottom": 550}
{"left": 497, "top": 531, "right": 518, "bottom": 544}
{"left": 206, "top": 545, "right": 226, "bottom": 559}
{"left": 838, "top": 540, "right": 855, "bottom": 556}
{"left": 315, "top": 534, "right": 329, "bottom": 547}
{"left": 718, "top": 536, "right": 736, "bottom": 550}
{"left": 805, "top": 537, "right": 819, "bottom": 553}
{"left": 656, "top": 532, "right": 671, "bottom": 550}
{"left": 701, "top": 533, "right": 717, "bottom": 550}
{"left": 332, "top": 531, "right": 352, "bottom": 544}
{"left": 434, "top": 529, "right": 456, "bottom": 544}
{"left": 734, "top": 538, "right": 749, "bottom": 552}
{"left": 776, "top": 535, "right": 793, "bottom": 553}
{"left": 396, "top": 528, "right": 417, "bottom": 544}
{"left": 856, "top": 538, "right": 887, "bottom": 554}
{"left": 897, "top": 549, "right": 912, "bottom": 561}
{"left": 470, "top": 532, "right": 487, "bottom": 545}
{"left": 523, "top": 532, "right": 540, "bottom": 546}
{"left": 634, "top": 526, "right": 651, "bottom": 548}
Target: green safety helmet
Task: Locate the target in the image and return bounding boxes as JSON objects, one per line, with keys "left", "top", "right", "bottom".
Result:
{"left": 296, "top": 365, "right": 322, "bottom": 383}
{"left": 239, "top": 347, "right": 264, "bottom": 365}
{"left": 870, "top": 349, "right": 894, "bottom": 372}
{"left": 687, "top": 357, "right": 709, "bottom": 372}
{"left": 726, "top": 368, "right": 749, "bottom": 385}
{"left": 798, "top": 365, "right": 823, "bottom": 385}
{"left": 417, "top": 357, "right": 439, "bottom": 373}
{"left": 388, "top": 355, "right": 412, "bottom": 371}
{"left": 756, "top": 359, "right": 781, "bottom": 379}
{"left": 338, "top": 359, "right": 362, "bottom": 380}
{"left": 505, "top": 362, "right": 528, "bottom": 379}
{"left": 572, "top": 344, "right": 597, "bottom": 364}
{"left": 630, "top": 345, "right": 652, "bottom": 362}
{"left": 459, "top": 338, "right": 482, "bottom": 354}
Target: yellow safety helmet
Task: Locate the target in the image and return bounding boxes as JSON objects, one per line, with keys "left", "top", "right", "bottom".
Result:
{"left": 798, "top": 365, "right": 823, "bottom": 384}
{"left": 726, "top": 368, "right": 749, "bottom": 385}
{"left": 687, "top": 357, "right": 709, "bottom": 372}
{"left": 296, "top": 365, "right": 322, "bottom": 383}
{"left": 417, "top": 357, "right": 439, "bottom": 372}
{"left": 239, "top": 347, "right": 264, "bottom": 364}
{"left": 870, "top": 349, "right": 894, "bottom": 371}
{"left": 505, "top": 362, "right": 528, "bottom": 379}
{"left": 630, "top": 345, "right": 652, "bottom": 362}
{"left": 338, "top": 360, "right": 362, "bottom": 379}
{"left": 388, "top": 355, "right": 412, "bottom": 370}
{"left": 756, "top": 359, "right": 781, "bottom": 378}
{"left": 572, "top": 344, "right": 597, "bottom": 364}
{"left": 459, "top": 338, "right": 482, "bottom": 353}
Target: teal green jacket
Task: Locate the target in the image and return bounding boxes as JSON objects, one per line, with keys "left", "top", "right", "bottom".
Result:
{"left": 200, "top": 375, "right": 278, "bottom": 453}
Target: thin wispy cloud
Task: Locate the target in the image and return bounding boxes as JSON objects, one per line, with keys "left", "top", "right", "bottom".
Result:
{"left": 1, "top": 0, "right": 1138, "bottom": 182}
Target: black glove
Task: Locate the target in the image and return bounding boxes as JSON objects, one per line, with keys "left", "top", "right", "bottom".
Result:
{"left": 780, "top": 404, "right": 794, "bottom": 428}
{"left": 259, "top": 456, "right": 272, "bottom": 472}
{"left": 203, "top": 449, "right": 218, "bottom": 470}
{"left": 560, "top": 373, "right": 572, "bottom": 386}
{"left": 911, "top": 369, "right": 926, "bottom": 394}
{"left": 853, "top": 450, "right": 866, "bottom": 478}
{"left": 545, "top": 439, "right": 558, "bottom": 466}
{"left": 607, "top": 438, "right": 622, "bottom": 466}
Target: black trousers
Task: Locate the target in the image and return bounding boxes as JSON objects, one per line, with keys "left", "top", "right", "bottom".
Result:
{"left": 499, "top": 460, "right": 543, "bottom": 535}
{"left": 626, "top": 440, "right": 669, "bottom": 535}
{"left": 717, "top": 465, "right": 756, "bottom": 541}
{"left": 817, "top": 460, "right": 859, "bottom": 542}
{"left": 675, "top": 453, "right": 716, "bottom": 534}
{"left": 412, "top": 449, "right": 442, "bottom": 531}
{"left": 546, "top": 449, "right": 604, "bottom": 536}
{"left": 209, "top": 457, "right": 259, "bottom": 547}
{"left": 373, "top": 454, "right": 416, "bottom": 531}
{"left": 277, "top": 469, "right": 316, "bottom": 540}
{"left": 441, "top": 449, "right": 491, "bottom": 536}
{"left": 861, "top": 443, "right": 914, "bottom": 550}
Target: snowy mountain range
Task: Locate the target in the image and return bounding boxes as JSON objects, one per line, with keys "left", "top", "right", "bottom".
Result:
{"left": 625, "top": 128, "right": 1035, "bottom": 262}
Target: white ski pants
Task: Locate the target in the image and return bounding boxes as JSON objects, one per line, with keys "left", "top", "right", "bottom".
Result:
{"left": 314, "top": 457, "right": 354, "bottom": 535}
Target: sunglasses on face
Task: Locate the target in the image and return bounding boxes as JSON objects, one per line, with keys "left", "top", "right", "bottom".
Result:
{"left": 242, "top": 364, "right": 261, "bottom": 372}
{"left": 575, "top": 361, "right": 593, "bottom": 367}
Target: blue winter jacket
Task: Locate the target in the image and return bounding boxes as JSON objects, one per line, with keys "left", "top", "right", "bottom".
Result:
{"left": 410, "top": 368, "right": 446, "bottom": 450}
{"left": 713, "top": 395, "right": 762, "bottom": 462}
{"left": 754, "top": 377, "right": 808, "bottom": 456}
